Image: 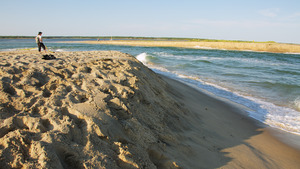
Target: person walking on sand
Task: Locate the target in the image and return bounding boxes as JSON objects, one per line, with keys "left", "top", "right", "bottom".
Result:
{"left": 35, "top": 32, "right": 47, "bottom": 52}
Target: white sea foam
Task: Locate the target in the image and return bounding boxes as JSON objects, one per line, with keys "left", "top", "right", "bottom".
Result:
{"left": 0, "top": 49, "right": 13, "bottom": 51}
{"left": 153, "top": 52, "right": 174, "bottom": 57}
{"left": 194, "top": 46, "right": 213, "bottom": 49}
{"left": 154, "top": 52, "right": 194, "bottom": 60}
{"left": 151, "top": 67, "right": 300, "bottom": 135}
{"left": 136, "top": 52, "right": 148, "bottom": 64}
{"left": 294, "top": 97, "right": 300, "bottom": 111}
{"left": 244, "top": 96, "right": 300, "bottom": 134}
{"left": 53, "top": 49, "right": 66, "bottom": 52}
{"left": 197, "top": 56, "right": 292, "bottom": 67}
{"left": 285, "top": 52, "right": 300, "bottom": 55}
{"left": 136, "top": 53, "right": 171, "bottom": 72}
{"left": 0, "top": 48, "right": 37, "bottom": 52}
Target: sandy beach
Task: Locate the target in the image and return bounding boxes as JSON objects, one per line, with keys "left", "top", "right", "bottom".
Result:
{"left": 71, "top": 40, "right": 300, "bottom": 53}
{"left": 1, "top": 50, "right": 300, "bottom": 169}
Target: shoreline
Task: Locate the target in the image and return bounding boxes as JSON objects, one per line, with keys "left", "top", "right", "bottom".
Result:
{"left": 1, "top": 51, "right": 299, "bottom": 168}
{"left": 161, "top": 76, "right": 300, "bottom": 168}
{"left": 67, "top": 40, "right": 300, "bottom": 54}
{"left": 169, "top": 76, "right": 300, "bottom": 150}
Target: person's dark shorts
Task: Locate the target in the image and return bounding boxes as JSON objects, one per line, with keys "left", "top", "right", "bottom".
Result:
{"left": 38, "top": 42, "right": 46, "bottom": 52}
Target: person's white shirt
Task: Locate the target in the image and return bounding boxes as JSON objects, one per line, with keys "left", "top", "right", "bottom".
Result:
{"left": 35, "top": 35, "right": 42, "bottom": 43}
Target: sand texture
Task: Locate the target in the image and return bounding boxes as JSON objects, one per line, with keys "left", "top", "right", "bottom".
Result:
{"left": 75, "top": 40, "right": 300, "bottom": 53}
{"left": 1, "top": 51, "right": 300, "bottom": 169}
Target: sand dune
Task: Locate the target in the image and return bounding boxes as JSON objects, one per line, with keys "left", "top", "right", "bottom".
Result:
{"left": 0, "top": 51, "right": 190, "bottom": 168}
{"left": 1, "top": 51, "right": 300, "bottom": 169}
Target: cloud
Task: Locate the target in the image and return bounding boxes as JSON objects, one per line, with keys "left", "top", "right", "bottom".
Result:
{"left": 258, "top": 8, "right": 280, "bottom": 17}
{"left": 287, "top": 12, "right": 300, "bottom": 19}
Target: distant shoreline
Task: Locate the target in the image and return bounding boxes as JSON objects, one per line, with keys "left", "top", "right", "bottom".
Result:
{"left": 68, "top": 40, "right": 300, "bottom": 54}
{"left": 2, "top": 36, "right": 300, "bottom": 53}
{"left": 0, "top": 35, "right": 298, "bottom": 43}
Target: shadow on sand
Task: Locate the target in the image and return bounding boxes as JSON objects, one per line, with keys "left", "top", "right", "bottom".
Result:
{"left": 162, "top": 76, "right": 267, "bottom": 168}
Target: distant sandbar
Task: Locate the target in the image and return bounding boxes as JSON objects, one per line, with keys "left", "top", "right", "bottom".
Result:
{"left": 68, "top": 40, "right": 300, "bottom": 54}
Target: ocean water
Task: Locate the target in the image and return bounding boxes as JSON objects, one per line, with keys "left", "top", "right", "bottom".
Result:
{"left": 1, "top": 39, "right": 300, "bottom": 135}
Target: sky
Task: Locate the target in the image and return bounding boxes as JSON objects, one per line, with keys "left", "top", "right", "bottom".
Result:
{"left": 1, "top": 0, "right": 300, "bottom": 43}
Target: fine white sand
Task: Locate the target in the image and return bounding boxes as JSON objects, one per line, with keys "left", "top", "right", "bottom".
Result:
{"left": 0, "top": 51, "right": 300, "bottom": 169}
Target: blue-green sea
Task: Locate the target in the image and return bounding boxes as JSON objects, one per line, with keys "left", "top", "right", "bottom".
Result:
{"left": 1, "top": 38, "right": 300, "bottom": 135}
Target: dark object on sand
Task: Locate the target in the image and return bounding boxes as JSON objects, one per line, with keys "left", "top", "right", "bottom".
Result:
{"left": 42, "top": 54, "right": 56, "bottom": 60}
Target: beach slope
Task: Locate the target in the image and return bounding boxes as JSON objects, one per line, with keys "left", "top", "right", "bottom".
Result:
{"left": 0, "top": 51, "right": 299, "bottom": 168}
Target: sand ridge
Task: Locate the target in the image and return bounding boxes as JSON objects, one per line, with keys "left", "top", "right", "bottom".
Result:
{"left": 0, "top": 51, "right": 191, "bottom": 168}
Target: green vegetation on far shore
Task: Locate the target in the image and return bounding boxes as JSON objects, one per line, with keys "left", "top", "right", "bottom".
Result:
{"left": 0, "top": 36, "right": 278, "bottom": 44}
